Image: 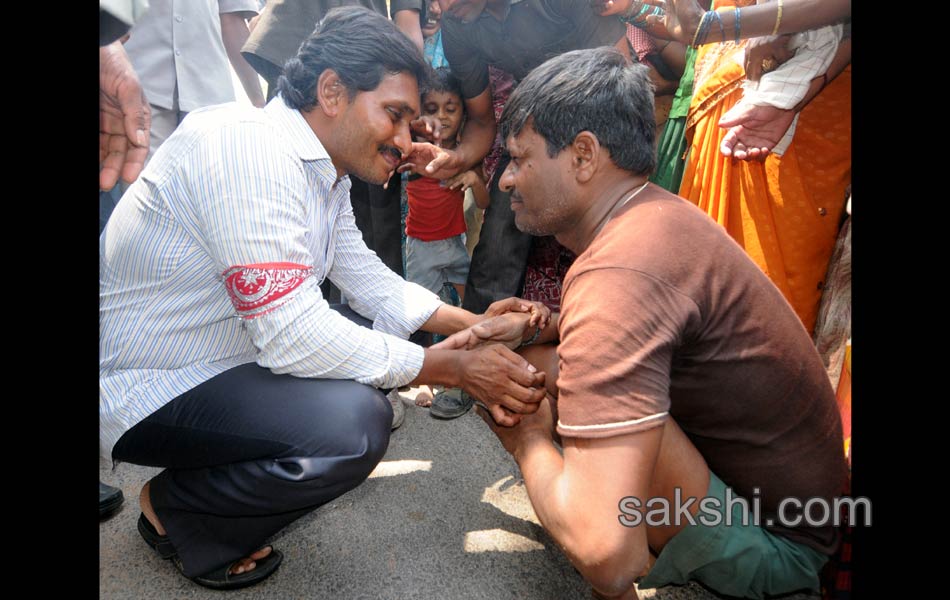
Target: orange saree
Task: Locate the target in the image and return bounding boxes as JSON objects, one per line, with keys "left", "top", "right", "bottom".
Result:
{"left": 678, "top": 3, "right": 851, "bottom": 333}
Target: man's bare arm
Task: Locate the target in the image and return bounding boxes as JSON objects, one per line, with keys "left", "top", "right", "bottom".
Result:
{"left": 482, "top": 402, "right": 661, "bottom": 598}
{"left": 393, "top": 9, "right": 424, "bottom": 51}
{"left": 634, "top": 0, "right": 850, "bottom": 45}
{"left": 413, "top": 345, "right": 546, "bottom": 426}
{"left": 220, "top": 11, "right": 266, "bottom": 107}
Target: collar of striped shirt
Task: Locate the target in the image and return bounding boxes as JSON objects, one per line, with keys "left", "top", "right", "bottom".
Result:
{"left": 263, "top": 95, "right": 332, "bottom": 162}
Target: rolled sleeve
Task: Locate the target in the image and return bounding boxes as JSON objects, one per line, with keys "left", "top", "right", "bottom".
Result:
{"left": 440, "top": 18, "right": 489, "bottom": 99}
{"left": 247, "top": 277, "right": 426, "bottom": 388}
{"left": 741, "top": 25, "right": 842, "bottom": 110}
{"left": 373, "top": 280, "right": 443, "bottom": 338}
{"left": 390, "top": 0, "right": 423, "bottom": 16}
{"left": 218, "top": 0, "right": 260, "bottom": 15}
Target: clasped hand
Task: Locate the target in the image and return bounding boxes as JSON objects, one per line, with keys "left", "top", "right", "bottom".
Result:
{"left": 433, "top": 297, "right": 551, "bottom": 351}
{"left": 433, "top": 298, "right": 551, "bottom": 426}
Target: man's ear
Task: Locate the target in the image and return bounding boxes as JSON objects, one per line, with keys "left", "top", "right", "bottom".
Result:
{"left": 315, "top": 69, "right": 347, "bottom": 117}
{"left": 571, "top": 131, "right": 600, "bottom": 184}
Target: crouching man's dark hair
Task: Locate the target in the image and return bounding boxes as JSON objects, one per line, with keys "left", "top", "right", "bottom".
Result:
{"left": 499, "top": 47, "right": 656, "bottom": 176}
{"left": 278, "top": 6, "right": 429, "bottom": 112}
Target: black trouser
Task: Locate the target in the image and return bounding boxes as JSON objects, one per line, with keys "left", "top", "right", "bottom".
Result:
{"left": 349, "top": 172, "right": 404, "bottom": 277}
{"left": 461, "top": 153, "right": 534, "bottom": 314}
{"left": 112, "top": 307, "right": 393, "bottom": 578}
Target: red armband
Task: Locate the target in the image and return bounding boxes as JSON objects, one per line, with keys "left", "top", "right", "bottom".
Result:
{"left": 222, "top": 262, "right": 312, "bottom": 319}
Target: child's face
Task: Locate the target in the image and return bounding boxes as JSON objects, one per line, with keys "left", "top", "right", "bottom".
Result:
{"left": 422, "top": 1, "right": 443, "bottom": 38}
{"left": 422, "top": 90, "right": 464, "bottom": 143}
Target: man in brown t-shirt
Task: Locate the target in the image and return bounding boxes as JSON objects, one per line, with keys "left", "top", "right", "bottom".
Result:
{"left": 436, "top": 47, "right": 848, "bottom": 599}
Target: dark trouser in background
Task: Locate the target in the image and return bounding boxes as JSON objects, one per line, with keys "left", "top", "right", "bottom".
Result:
{"left": 111, "top": 306, "right": 393, "bottom": 578}
{"left": 349, "top": 172, "right": 404, "bottom": 277}
{"left": 321, "top": 171, "right": 404, "bottom": 303}
{"left": 461, "top": 154, "right": 534, "bottom": 314}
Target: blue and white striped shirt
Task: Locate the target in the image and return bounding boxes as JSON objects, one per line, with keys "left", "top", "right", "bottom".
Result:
{"left": 100, "top": 97, "right": 441, "bottom": 464}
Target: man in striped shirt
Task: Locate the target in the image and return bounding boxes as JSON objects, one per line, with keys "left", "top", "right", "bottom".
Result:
{"left": 100, "top": 7, "right": 547, "bottom": 589}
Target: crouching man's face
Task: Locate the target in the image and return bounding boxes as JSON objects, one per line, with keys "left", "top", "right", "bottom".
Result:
{"left": 331, "top": 72, "right": 420, "bottom": 186}
{"left": 499, "top": 125, "right": 578, "bottom": 237}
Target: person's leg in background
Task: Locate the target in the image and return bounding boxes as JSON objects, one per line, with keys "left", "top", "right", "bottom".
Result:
{"left": 461, "top": 153, "right": 533, "bottom": 314}
{"left": 240, "top": 53, "right": 281, "bottom": 102}
{"left": 462, "top": 187, "right": 484, "bottom": 257}
{"left": 144, "top": 102, "right": 187, "bottom": 158}
{"left": 428, "top": 235, "right": 479, "bottom": 418}
{"left": 404, "top": 235, "right": 446, "bottom": 348}
{"left": 324, "top": 171, "right": 405, "bottom": 304}
{"left": 352, "top": 172, "right": 404, "bottom": 277}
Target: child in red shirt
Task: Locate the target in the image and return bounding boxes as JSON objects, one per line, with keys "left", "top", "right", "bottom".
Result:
{"left": 405, "top": 67, "right": 489, "bottom": 302}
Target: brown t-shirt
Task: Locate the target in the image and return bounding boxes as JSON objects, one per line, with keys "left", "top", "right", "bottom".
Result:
{"left": 556, "top": 188, "right": 847, "bottom": 553}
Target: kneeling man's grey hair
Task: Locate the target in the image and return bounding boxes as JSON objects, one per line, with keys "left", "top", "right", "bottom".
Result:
{"left": 500, "top": 47, "right": 656, "bottom": 176}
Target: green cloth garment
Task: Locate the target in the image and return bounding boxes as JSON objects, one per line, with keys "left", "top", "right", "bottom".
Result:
{"left": 651, "top": 45, "right": 697, "bottom": 193}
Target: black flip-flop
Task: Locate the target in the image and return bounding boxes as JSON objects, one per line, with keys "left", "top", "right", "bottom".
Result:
{"left": 175, "top": 550, "right": 283, "bottom": 590}
{"left": 137, "top": 513, "right": 283, "bottom": 590}
{"left": 137, "top": 513, "right": 176, "bottom": 558}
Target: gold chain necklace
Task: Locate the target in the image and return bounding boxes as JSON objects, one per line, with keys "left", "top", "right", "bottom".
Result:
{"left": 594, "top": 180, "right": 650, "bottom": 238}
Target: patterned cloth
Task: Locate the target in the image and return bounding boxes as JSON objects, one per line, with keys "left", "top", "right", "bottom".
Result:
{"left": 100, "top": 97, "right": 442, "bottom": 464}
{"left": 482, "top": 66, "right": 515, "bottom": 187}
{"left": 521, "top": 236, "right": 576, "bottom": 312}
{"left": 423, "top": 29, "right": 448, "bottom": 69}
{"left": 625, "top": 22, "right": 656, "bottom": 62}
{"left": 741, "top": 26, "right": 843, "bottom": 109}
{"left": 820, "top": 481, "right": 853, "bottom": 599}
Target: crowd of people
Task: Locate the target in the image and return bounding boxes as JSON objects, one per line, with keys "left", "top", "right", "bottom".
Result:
{"left": 99, "top": 0, "right": 853, "bottom": 598}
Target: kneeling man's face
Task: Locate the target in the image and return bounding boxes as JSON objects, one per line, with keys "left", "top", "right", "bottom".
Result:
{"left": 501, "top": 126, "right": 576, "bottom": 237}
{"left": 334, "top": 71, "right": 420, "bottom": 186}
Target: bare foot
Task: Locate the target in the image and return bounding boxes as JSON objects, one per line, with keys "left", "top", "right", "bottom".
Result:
{"left": 229, "top": 546, "right": 273, "bottom": 574}
{"left": 415, "top": 385, "right": 434, "bottom": 407}
{"left": 140, "top": 481, "right": 166, "bottom": 535}
{"left": 140, "top": 481, "right": 269, "bottom": 575}
{"left": 640, "top": 552, "right": 656, "bottom": 578}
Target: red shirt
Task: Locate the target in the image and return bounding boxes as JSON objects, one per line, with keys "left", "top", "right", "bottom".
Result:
{"left": 405, "top": 175, "right": 466, "bottom": 241}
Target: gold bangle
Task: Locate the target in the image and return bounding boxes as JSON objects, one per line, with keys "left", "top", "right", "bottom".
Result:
{"left": 771, "top": 0, "right": 784, "bottom": 36}
{"left": 691, "top": 11, "right": 708, "bottom": 48}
